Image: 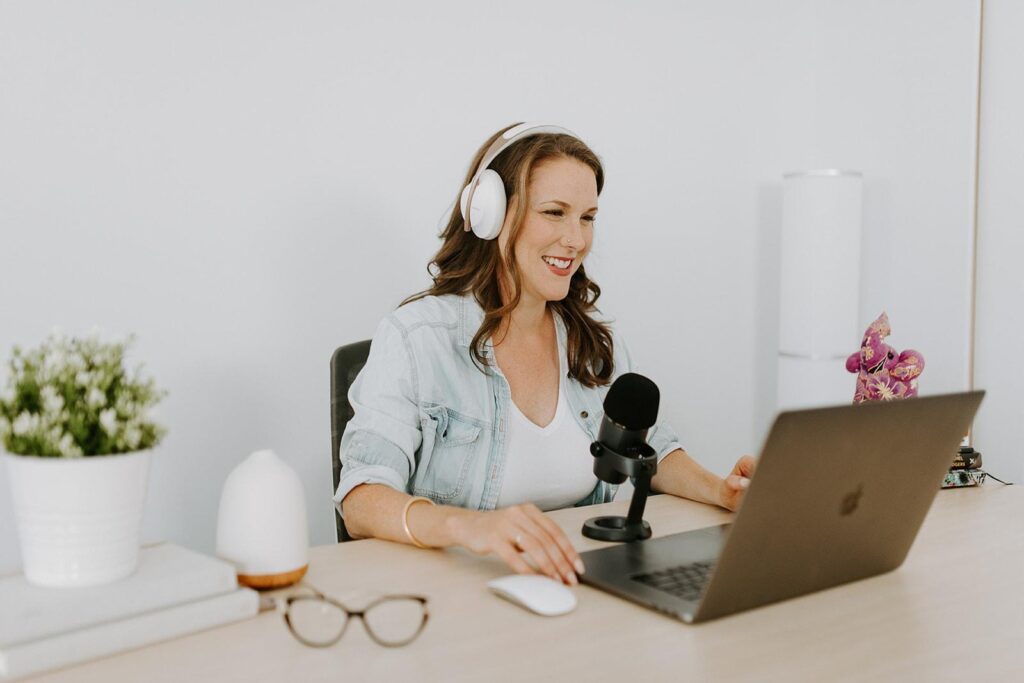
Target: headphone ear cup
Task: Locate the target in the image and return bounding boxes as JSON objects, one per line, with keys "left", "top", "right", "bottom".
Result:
{"left": 459, "top": 169, "right": 507, "bottom": 240}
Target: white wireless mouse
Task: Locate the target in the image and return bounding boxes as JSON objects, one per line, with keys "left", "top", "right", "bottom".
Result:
{"left": 487, "top": 574, "right": 578, "bottom": 616}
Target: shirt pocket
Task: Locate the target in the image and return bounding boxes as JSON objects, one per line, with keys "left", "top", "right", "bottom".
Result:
{"left": 413, "top": 404, "right": 485, "bottom": 503}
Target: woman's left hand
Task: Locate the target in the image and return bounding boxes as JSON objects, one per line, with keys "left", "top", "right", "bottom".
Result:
{"left": 717, "top": 455, "right": 757, "bottom": 511}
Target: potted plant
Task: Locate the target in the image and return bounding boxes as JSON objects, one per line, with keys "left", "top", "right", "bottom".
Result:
{"left": 0, "top": 331, "right": 166, "bottom": 587}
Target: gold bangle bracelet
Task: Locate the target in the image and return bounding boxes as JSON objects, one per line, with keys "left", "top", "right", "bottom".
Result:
{"left": 402, "top": 496, "right": 436, "bottom": 549}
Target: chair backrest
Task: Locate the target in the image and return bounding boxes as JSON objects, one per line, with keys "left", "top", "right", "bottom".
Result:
{"left": 330, "top": 339, "right": 372, "bottom": 542}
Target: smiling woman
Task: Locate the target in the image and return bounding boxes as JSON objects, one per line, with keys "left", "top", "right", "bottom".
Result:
{"left": 412, "top": 124, "right": 613, "bottom": 389}
{"left": 334, "top": 123, "right": 756, "bottom": 585}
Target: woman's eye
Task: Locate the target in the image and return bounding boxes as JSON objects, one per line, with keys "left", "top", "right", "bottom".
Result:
{"left": 544, "top": 209, "right": 563, "bottom": 217}
{"left": 583, "top": 215, "right": 596, "bottom": 223}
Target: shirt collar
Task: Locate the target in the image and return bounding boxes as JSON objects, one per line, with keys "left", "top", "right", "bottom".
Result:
{"left": 458, "top": 294, "right": 568, "bottom": 352}
{"left": 458, "top": 295, "right": 484, "bottom": 348}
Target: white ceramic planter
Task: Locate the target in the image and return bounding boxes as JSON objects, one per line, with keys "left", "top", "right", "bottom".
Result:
{"left": 3, "top": 449, "right": 152, "bottom": 587}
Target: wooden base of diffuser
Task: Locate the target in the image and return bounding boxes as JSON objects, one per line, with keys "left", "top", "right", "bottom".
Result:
{"left": 237, "top": 564, "right": 308, "bottom": 590}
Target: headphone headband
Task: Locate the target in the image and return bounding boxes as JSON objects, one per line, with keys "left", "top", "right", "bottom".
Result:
{"left": 462, "top": 123, "right": 579, "bottom": 233}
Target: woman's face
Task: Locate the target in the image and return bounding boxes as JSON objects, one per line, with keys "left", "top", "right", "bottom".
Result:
{"left": 498, "top": 155, "right": 598, "bottom": 308}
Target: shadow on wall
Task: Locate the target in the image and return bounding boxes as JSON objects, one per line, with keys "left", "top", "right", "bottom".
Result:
{"left": 142, "top": 361, "right": 279, "bottom": 554}
{"left": 753, "top": 183, "right": 783, "bottom": 446}
{"left": 253, "top": 184, "right": 431, "bottom": 543}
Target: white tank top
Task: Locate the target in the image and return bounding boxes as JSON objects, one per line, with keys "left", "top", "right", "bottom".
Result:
{"left": 495, "top": 342, "right": 597, "bottom": 512}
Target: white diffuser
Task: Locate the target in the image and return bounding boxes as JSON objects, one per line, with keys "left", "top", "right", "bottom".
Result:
{"left": 216, "top": 449, "right": 309, "bottom": 589}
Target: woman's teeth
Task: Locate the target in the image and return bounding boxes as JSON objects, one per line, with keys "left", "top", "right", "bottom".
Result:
{"left": 542, "top": 256, "right": 571, "bottom": 269}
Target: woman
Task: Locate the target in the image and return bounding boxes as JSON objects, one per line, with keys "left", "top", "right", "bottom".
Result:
{"left": 335, "top": 123, "right": 755, "bottom": 586}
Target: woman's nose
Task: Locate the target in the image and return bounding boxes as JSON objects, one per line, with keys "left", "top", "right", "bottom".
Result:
{"left": 562, "top": 220, "right": 585, "bottom": 248}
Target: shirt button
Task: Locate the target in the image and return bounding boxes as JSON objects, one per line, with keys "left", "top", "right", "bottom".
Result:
{"left": 580, "top": 411, "right": 589, "bottom": 419}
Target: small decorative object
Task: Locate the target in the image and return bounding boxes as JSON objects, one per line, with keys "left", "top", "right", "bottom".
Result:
{"left": 216, "top": 449, "right": 309, "bottom": 589}
{"left": 0, "top": 331, "right": 166, "bottom": 587}
{"left": 845, "top": 312, "right": 925, "bottom": 403}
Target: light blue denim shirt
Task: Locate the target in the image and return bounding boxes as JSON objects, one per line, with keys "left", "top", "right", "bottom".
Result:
{"left": 333, "top": 294, "right": 684, "bottom": 517}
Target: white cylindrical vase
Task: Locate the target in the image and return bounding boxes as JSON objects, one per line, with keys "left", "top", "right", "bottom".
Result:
{"left": 3, "top": 450, "right": 152, "bottom": 587}
{"left": 778, "top": 170, "right": 863, "bottom": 410}
{"left": 216, "top": 449, "right": 309, "bottom": 589}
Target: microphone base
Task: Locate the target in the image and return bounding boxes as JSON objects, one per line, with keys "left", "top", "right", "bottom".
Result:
{"left": 582, "top": 516, "right": 652, "bottom": 542}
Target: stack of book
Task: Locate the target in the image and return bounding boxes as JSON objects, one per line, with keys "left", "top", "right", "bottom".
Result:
{"left": 0, "top": 543, "right": 258, "bottom": 680}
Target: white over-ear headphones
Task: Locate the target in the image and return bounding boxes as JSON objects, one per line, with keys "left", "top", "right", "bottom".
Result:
{"left": 459, "top": 122, "right": 579, "bottom": 240}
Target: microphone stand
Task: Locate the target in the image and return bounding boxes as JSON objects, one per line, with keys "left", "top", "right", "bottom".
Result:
{"left": 582, "top": 441, "right": 658, "bottom": 542}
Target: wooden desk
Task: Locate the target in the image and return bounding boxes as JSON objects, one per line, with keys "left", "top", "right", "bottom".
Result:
{"left": 28, "top": 487, "right": 1024, "bottom": 682}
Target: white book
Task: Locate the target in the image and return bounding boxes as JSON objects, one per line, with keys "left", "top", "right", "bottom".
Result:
{"left": 0, "top": 543, "right": 239, "bottom": 646}
{"left": 0, "top": 587, "right": 259, "bottom": 679}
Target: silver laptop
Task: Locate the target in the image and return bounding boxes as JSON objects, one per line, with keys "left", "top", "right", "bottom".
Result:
{"left": 579, "top": 391, "right": 984, "bottom": 623}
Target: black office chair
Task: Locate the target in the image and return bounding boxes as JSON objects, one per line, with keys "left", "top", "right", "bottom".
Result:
{"left": 330, "top": 339, "right": 372, "bottom": 542}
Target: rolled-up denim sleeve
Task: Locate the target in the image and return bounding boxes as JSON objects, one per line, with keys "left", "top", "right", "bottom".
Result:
{"left": 614, "top": 333, "right": 685, "bottom": 464}
{"left": 333, "top": 315, "right": 422, "bottom": 516}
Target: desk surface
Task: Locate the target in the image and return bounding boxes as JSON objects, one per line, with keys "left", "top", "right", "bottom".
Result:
{"left": 29, "top": 486, "right": 1024, "bottom": 682}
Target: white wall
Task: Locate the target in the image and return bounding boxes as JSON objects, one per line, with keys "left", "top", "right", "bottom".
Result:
{"left": 0, "top": 0, "right": 980, "bottom": 571}
{"left": 974, "top": 0, "right": 1024, "bottom": 483}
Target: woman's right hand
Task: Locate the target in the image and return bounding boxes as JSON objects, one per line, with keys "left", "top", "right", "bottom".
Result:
{"left": 449, "top": 504, "right": 585, "bottom": 585}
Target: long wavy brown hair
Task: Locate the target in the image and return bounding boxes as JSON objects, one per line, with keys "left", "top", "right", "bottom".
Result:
{"left": 403, "top": 123, "right": 614, "bottom": 388}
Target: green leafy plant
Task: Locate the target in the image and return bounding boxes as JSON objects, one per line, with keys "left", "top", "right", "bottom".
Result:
{"left": 0, "top": 332, "right": 166, "bottom": 457}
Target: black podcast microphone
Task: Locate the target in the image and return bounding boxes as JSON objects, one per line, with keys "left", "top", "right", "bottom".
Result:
{"left": 584, "top": 373, "right": 661, "bottom": 542}
{"left": 591, "top": 373, "right": 660, "bottom": 484}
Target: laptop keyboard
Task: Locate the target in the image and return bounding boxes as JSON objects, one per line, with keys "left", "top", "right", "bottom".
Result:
{"left": 632, "top": 560, "right": 716, "bottom": 602}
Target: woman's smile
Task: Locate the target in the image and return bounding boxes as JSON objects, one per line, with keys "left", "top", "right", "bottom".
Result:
{"left": 541, "top": 255, "right": 573, "bottom": 276}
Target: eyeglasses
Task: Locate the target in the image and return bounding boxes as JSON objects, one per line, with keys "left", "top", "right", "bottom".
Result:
{"left": 260, "top": 583, "right": 429, "bottom": 648}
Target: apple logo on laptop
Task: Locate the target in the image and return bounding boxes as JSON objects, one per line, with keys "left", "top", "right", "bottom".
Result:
{"left": 840, "top": 484, "right": 864, "bottom": 516}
